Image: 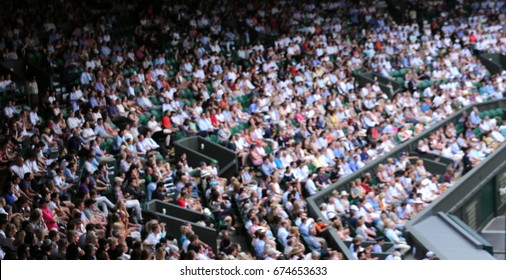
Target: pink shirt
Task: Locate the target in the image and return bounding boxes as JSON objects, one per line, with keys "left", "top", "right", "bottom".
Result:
{"left": 42, "top": 208, "right": 58, "bottom": 230}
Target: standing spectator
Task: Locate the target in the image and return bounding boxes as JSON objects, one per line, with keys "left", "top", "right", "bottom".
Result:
{"left": 27, "top": 76, "right": 39, "bottom": 108}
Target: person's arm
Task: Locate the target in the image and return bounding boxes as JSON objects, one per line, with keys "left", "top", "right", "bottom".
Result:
{"left": 58, "top": 182, "right": 73, "bottom": 192}
{"left": 364, "top": 226, "right": 376, "bottom": 237}
{"left": 96, "top": 178, "right": 110, "bottom": 187}
{"left": 314, "top": 177, "right": 324, "bottom": 188}
{"left": 26, "top": 184, "right": 38, "bottom": 196}
{"left": 93, "top": 184, "right": 108, "bottom": 192}
{"left": 18, "top": 189, "right": 33, "bottom": 201}
{"left": 143, "top": 234, "right": 157, "bottom": 247}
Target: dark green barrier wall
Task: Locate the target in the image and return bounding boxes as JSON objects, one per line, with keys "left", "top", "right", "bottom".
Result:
{"left": 146, "top": 200, "right": 218, "bottom": 254}
{"left": 356, "top": 72, "right": 403, "bottom": 98}
{"left": 495, "top": 165, "right": 506, "bottom": 213}
{"left": 479, "top": 53, "right": 505, "bottom": 75}
{"left": 453, "top": 180, "right": 496, "bottom": 231}
{"left": 174, "top": 136, "right": 238, "bottom": 179}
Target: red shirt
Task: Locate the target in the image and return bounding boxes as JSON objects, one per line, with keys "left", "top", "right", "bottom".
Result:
{"left": 210, "top": 114, "right": 219, "bottom": 127}
{"left": 469, "top": 34, "right": 477, "bottom": 44}
{"left": 177, "top": 197, "right": 187, "bottom": 208}
{"left": 42, "top": 208, "right": 58, "bottom": 230}
{"left": 136, "top": 49, "right": 145, "bottom": 60}
{"left": 371, "top": 127, "right": 380, "bottom": 139}
{"left": 162, "top": 116, "right": 172, "bottom": 129}
{"left": 290, "top": 66, "right": 297, "bottom": 75}
{"left": 361, "top": 183, "right": 372, "bottom": 194}
{"left": 376, "top": 40, "right": 382, "bottom": 50}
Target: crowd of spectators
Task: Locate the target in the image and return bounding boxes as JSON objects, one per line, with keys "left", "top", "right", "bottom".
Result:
{"left": 0, "top": 0, "right": 505, "bottom": 260}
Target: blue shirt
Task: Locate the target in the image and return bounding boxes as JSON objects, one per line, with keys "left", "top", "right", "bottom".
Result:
{"left": 348, "top": 159, "right": 358, "bottom": 172}
{"left": 89, "top": 175, "right": 98, "bottom": 189}
{"left": 113, "top": 135, "right": 125, "bottom": 151}
{"left": 305, "top": 235, "right": 321, "bottom": 250}
{"left": 147, "top": 182, "right": 156, "bottom": 201}
{"left": 485, "top": 84, "right": 495, "bottom": 95}
{"left": 299, "top": 223, "right": 310, "bottom": 237}
{"left": 254, "top": 239, "right": 266, "bottom": 258}
{"left": 261, "top": 163, "right": 275, "bottom": 177}
{"left": 349, "top": 243, "right": 356, "bottom": 254}
{"left": 274, "top": 157, "right": 283, "bottom": 169}
{"left": 89, "top": 97, "right": 98, "bottom": 108}
{"left": 373, "top": 244, "right": 382, "bottom": 253}
{"left": 249, "top": 103, "right": 259, "bottom": 114}
{"left": 154, "top": 57, "right": 165, "bottom": 66}
{"left": 367, "top": 198, "right": 380, "bottom": 212}
{"left": 100, "top": 45, "right": 111, "bottom": 57}
{"left": 92, "top": 145, "right": 103, "bottom": 159}
{"left": 108, "top": 105, "right": 119, "bottom": 117}
{"left": 4, "top": 193, "right": 16, "bottom": 205}
{"left": 333, "top": 147, "right": 345, "bottom": 159}
{"left": 95, "top": 82, "right": 105, "bottom": 92}
{"left": 470, "top": 111, "right": 481, "bottom": 126}
{"left": 360, "top": 152, "right": 369, "bottom": 162}
{"left": 384, "top": 228, "right": 405, "bottom": 247}
{"left": 64, "top": 167, "right": 77, "bottom": 182}
{"left": 277, "top": 227, "right": 289, "bottom": 247}
{"left": 396, "top": 206, "right": 408, "bottom": 219}
{"left": 95, "top": 125, "right": 108, "bottom": 138}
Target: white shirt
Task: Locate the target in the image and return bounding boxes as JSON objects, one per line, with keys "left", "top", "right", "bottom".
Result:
{"left": 142, "top": 137, "right": 159, "bottom": 149}
{"left": 305, "top": 178, "right": 317, "bottom": 195}
{"left": 29, "top": 111, "right": 40, "bottom": 125}
{"left": 4, "top": 106, "right": 17, "bottom": 118}
{"left": 24, "top": 160, "right": 39, "bottom": 174}
{"left": 11, "top": 164, "right": 30, "bottom": 179}
{"left": 67, "top": 117, "right": 80, "bottom": 130}
{"left": 147, "top": 120, "right": 162, "bottom": 133}
{"left": 82, "top": 128, "right": 96, "bottom": 140}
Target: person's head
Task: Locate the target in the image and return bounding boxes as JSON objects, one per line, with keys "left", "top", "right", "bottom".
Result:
{"left": 84, "top": 198, "right": 96, "bottom": 210}
{"left": 50, "top": 192, "right": 59, "bottom": 203}
{"left": 48, "top": 228, "right": 60, "bottom": 243}
{"left": 39, "top": 199, "right": 50, "bottom": 209}
{"left": 84, "top": 243, "right": 97, "bottom": 257}
{"left": 426, "top": 251, "right": 436, "bottom": 260}
{"left": 229, "top": 243, "right": 241, "bottom": 256}
{"left": 149, "top": 222, "right": 160, "bottom": 234}
{"left": 156, "top": 181, "right": 166, "bottom": 192}
{"left": 388, "top": 221, "right": 396, "bottom": 229}
{"left": 15, "top": 156, "right": 24, "bottom": 166}
{"left": 67, "top": 230, "right": 79, "bottom": 243}
{"left": 155, "top": 245, "right": 166, "bottom": 260}
{"left": 311, "top": 250, "right": 321, "bottom": 260}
